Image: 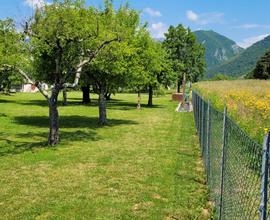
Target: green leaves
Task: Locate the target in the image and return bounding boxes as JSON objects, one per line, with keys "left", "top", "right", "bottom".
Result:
{"left": 0, "top": 18, "right": 28, "bottom": 91}
{"left": 128, "top": 29, "right": 174, "bottom": 91}
{"left": 250, "top": 49, "right": 270, "bottom": 79}
{"left": 29, "top": 1, "right": 91, "bottom": 83}
{"left": 74, "top": 1, "right": 143, "bottom": 95}
{"left": 163, "top": 24, "right": 205, "bottom": 82}
{"left": 27, "top": 0, "right": 141, "bottom": 87}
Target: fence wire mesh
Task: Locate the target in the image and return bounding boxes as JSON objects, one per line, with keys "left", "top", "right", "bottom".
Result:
{"left": 192, "top": 91, "right": 269, "bottom": 220}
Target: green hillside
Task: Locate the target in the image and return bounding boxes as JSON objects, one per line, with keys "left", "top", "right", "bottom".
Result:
{"left": 194, "top": 30, "right": 244, "bottom": 70}
{"left": 209, "top": 35, "right": 270, "bottom": 77}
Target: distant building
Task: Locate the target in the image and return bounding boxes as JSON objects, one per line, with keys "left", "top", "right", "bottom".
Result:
{"left": 10, "top": 83, "right": 48, "bottom": 93}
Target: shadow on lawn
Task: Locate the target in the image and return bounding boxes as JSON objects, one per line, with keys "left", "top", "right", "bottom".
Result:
{"left": 0, "top": 130, "right": 98, "bottom": 157}
{"left": 1, "top": 116, "right": 137, "bottom": 157}
{"left": 16, "top": 98, "right": 165, "bottom": 110}
{"left": 13, "top": 115, "right": 137, "bottom": 128}
{"left": 0, "top": 99, "right": 17, "bottom": 104}
{"left": 107, "top": 99, "right": 165, "bottom": 111}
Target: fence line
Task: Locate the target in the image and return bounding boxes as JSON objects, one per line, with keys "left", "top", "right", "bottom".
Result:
{"left": 192, "top": 91, "right": 270, "bottom": 220}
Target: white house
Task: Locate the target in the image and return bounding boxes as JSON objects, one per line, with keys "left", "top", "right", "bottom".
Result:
{"left": 10, "top": 83, "right": 48, "bottom": 93}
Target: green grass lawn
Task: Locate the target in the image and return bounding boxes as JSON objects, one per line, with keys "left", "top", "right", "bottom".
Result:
{"left": 0, "top": 92, "right": 207, "bottom": 220}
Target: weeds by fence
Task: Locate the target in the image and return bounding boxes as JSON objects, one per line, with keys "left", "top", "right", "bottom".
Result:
{"left": 192, "top": 91, "right": 270, "bottom": 220}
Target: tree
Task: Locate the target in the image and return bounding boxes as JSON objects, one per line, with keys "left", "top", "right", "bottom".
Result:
{"left": 83, "top": 39, "right": 138, "bottom": 124}
{"left": 127, "top": 30, "right": 174, "bottom": 108}
{"left": 0, "top": 19, "right": 27, "bottom": 92}
{"left": 80, "top": 2, "right": 140, "bottom": 124}
{"left": 249, "top": 49, "right": 270, "bottom": 79}
{"left": 127, "top": 29, "right": 152, "bottom": 109}
{"left": 23, "top": 0, "right": 98, "bottom": 145}
{"left": 1, "top": 0, "right": 133, "bottom": 145}
{"left": 163, "top": 25, "right": 205, "bottom": 95}
{"left": 145, "top": 41, "right": 174, "bottom": 107}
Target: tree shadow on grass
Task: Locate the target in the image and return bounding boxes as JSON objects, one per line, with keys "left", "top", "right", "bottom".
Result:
{"left": 107, "top": 99, "right": 165, "bottom": 111}
{"left": 0, "top": 129, "right": 99, "bottom": 157}
{"left": 0, "top": 99, "right": 17, "bottom": 104}
{"left": 1, "top": 116, "right": 137, "bottom": 157}
{"left": 13, "top": 115, "right": 137, "bottom": 128}
{"left": 18, "top": 99, "right": 96, "bottom": 107}
{"left": 16, "top": 98, "right": 165, "bottom": 110}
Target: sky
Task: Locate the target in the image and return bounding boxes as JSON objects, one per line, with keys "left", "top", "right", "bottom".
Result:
{"left": 1, "top": 0, "right": 270, "bottom": 48}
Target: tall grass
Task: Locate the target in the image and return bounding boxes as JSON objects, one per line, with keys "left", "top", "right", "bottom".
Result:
{"left": 194, "top": 80, "right": 270, "bottom": 143}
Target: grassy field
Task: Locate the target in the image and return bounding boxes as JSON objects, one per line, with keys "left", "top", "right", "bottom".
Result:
{"left": 0, "top": 92, "right": 208, "bottom": 219}
{"left": 194, "top": 80, "right": 270, "bottom": 143}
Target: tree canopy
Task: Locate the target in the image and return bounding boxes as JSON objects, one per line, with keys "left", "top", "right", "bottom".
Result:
{"left": 249, "top": 49, "right": 270, "bottom": 79}
{"left": 23, "top": 0, "right": 141, "bottom": 144}
{"left": 163, "top": 24, "right": 205, "bottom": 90}
{"left": 0, "top": 18, "right": 28, "bottom": 92}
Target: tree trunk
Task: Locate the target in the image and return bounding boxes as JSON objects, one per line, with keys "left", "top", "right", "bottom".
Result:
{"left": 137, "top": 91, "right": 141, "bottom": 109}
{"left": 98, "top": 87, "right": 107, "bottom": 125}
{"left": 62, "top": 89, "right": 67, "bottom": 106}
{"left": 147, "top": 85, "right": 153, "bottom": 107}
{"left": 81, "top": 85, "right": 90, "bottom": 104}
{"left": 105, "top": 93, "right": 111, "bottom": 100}
{"left": 177, "top": 80, "right": 180, "bottom": 93}
{"left": 48, "top": 88, "right": 60, "bottom": 145}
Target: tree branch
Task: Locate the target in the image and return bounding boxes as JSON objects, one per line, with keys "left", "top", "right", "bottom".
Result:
{"left": 0, "top": 64, "right": 50, "bottom": 100}
{"left": 87, "top": 37, "right": 121, "bottom": 61}
{"left": 62, "top": 37, "right": 121, "bottom": 89}
{"left": 62, "top": 59, "right": 89, "bottom": 89}
{"left": 1, "top": 64, "right": 33, "bottom": 84}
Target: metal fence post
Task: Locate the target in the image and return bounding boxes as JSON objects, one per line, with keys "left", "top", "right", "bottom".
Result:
{"left": 219, "top": 106, "right": 228, "bottom": 220}
{"left": 206, "top": 100, "right": 211, "bottom": 183}
{"left": 260, "top": 132, "right": 270, "bottom": 220}
{"left": 192, "top": 92, "right": 196, "bottom": 127}
{"left": 201, "top": 100, "right": 204, "bottom": 152}
{"left": 197, "top": 93, "right": 200, "bottom": 132}
{"left": 198, "top": 95, "right": 201, "bottom": 142}
{"left": 194, "top": 92, "right": 198, "bottom": 131}
{"left": 196, "top": 93, "right": 199, "bottom": 131}
{"left": 198, "top": 94, "right": 200, "bottom": 130}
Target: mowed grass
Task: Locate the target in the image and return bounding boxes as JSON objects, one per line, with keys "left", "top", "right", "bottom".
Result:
{"left": 194, "top": 80, "right": 270, "bottom": 143}
{"left": 0, "top": 92, "right": 207, "bottom": 219}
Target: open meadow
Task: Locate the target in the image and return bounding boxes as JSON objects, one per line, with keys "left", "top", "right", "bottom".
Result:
{"left": 194, "top": 80, "right": 270, "bottom": 143}
{"left": 0, "top": 92, "right": 208, "bottom": 219}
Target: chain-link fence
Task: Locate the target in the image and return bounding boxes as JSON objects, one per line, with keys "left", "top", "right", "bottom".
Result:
{"left": 192, "top": 90, "right": 270, "bottom": 220}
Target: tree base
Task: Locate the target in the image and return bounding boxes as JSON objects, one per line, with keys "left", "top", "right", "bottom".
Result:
{"left": 48, "top": 135, "right": 60, "bottom": 146}
{"left": 98, "top": 120, "right": 108, "bottom": 126}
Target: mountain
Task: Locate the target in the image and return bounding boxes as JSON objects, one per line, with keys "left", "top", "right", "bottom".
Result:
{"left": 194, "top": 30, "right": 244, "bottom": 70}
{"left": 209, "top": 35, "right": 270, "bottom": 77}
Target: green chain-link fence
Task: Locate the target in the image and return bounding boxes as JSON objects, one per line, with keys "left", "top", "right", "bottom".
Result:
{"left": 192, "top": 91, "right": 270, "bottom": 220}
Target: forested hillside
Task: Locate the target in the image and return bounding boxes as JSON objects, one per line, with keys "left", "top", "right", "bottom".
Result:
{"left": 209, "top": 35, "right": 270, "bottom": 77}
{"left": 194, "top": 30, "right": 243, "bottom": 70}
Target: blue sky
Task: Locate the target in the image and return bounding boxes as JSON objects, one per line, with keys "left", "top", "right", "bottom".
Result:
{"left": 1, "top": 0, "right": 270, "bottom": 48}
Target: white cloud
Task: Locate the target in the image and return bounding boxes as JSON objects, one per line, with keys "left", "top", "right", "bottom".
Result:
{"left": 143, "top": 8, "right": 162, "bottom": 17}
{"left": 186, "top": 10, "right": 198, "bottom": 22}
{"left": 235, "top": 24, "right": 270, "bottom": 29}
{"left": 237, "top": 34, "right": 269, "bottom": 49}
{"left": 237, "top": 24, "right": 260, "bottom": 29}
{"left": 149, "top": 22, "right": 168, "bottom": 38}
{"left": 186, "top": 10, "right": 224, "bottom": 25}
{"left": 24, "top": 0, "right": 50, "bottom": 9}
